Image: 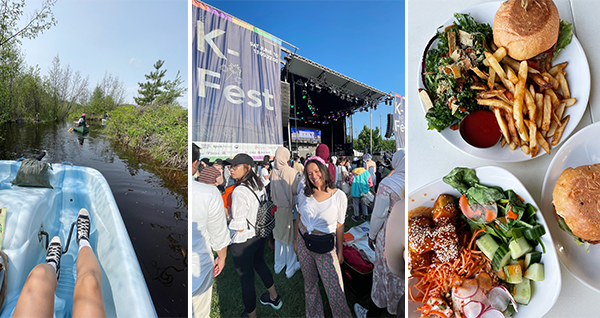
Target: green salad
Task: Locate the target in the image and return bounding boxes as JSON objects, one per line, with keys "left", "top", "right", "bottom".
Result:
{"left": 423, "top": 13, "right": 492, "bottom": 132}
{"left": 443, "top": 167, "right": 547, "bottom": 305}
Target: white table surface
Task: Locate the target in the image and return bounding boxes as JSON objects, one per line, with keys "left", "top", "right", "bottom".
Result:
{"left": 407, "top": 0, "right": 598, "bottom": 316}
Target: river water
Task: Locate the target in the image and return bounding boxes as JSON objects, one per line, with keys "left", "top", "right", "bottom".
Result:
{"left": 0, "top": 120, "right": 187, "bottom": 317}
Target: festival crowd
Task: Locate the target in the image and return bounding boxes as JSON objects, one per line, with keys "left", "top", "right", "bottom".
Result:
{"left": 192, "top": 143, "right": 405, "bottom": 318}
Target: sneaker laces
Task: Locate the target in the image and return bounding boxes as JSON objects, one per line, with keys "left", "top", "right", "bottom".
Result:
{"left": 46, "top": 243, "right": 62, "bottom": 265}
{"left": 77, "top": 214, "right": 90, "bottom": 244}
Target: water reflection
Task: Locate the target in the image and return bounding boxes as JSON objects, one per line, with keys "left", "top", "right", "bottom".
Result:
{"left": 0, "top": 120, "right": 188, "bottom": 317}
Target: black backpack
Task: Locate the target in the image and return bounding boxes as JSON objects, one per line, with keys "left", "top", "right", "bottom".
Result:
{"left": 243, "top": 185, "right": 276, "bottom": 238}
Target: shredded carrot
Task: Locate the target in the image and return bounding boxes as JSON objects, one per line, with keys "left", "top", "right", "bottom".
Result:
{"left": 409, "top": 226, "right": 494, "bottom": 317}
{"left": 507, "top": 209, "right": 518, "bottom": 220}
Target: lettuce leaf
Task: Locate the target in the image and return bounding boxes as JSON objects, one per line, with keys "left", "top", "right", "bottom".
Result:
{"left": 553, "top": 20, "right": 573, "bottom": 60}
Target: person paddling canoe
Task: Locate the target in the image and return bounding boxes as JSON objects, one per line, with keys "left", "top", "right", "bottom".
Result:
{"left": 76, "top": 113, "right": 87, "bottom": 127}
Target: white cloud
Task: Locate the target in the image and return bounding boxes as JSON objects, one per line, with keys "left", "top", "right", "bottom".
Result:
{"left": 129, "top": 58, "right": 141, "bottom": 68}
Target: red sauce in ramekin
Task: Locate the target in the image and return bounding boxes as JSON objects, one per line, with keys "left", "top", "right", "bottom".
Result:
{"left": 459, "top": 110, "right": 502, "bottom": 148}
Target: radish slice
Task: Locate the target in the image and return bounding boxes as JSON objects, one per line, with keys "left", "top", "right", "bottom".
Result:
{"left": 462, "top": 301, "right": 483, "bottom": 318}
{"left": 488, "top": 286, "right": 518, "bottom": 313}
{"left": 453, "top": 279, "right": 479, "bottom": 299}
{"left": 478, "top": 308, "right": 505, "bottom": 318}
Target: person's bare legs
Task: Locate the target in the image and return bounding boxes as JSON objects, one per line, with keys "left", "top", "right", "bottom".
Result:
{"left": 13, "top": 236, "right": 62, "bottom": 318}
{"left": 12, "top": 264, "right": 57, "bottom": 317}
{"left": 72, "top": 208, "right": 106, "bottom": 318}
{"left": 72, "top": 246, "right": 106, "bottom": 318}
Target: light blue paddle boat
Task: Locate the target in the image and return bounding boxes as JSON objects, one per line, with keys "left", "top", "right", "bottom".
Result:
{"left": 0, "top": 160, "right": 156, "bottom": 317}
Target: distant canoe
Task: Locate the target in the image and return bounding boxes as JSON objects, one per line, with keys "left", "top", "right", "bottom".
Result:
{"left": 72, "top": 125, "right": 89, "bottom": 134}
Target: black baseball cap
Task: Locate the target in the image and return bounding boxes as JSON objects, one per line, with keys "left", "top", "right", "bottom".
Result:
{"left": 224, "top": 153, "right": 255, "bottom": 167}
{"left": 213, "top": 159, "right": 224, "bottom": 166}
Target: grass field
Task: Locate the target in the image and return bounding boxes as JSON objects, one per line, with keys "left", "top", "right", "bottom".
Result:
{"left": 210, "top": 207, "right": 394, "bottom": 318}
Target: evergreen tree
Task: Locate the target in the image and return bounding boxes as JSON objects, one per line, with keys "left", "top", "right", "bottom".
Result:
{"left": 134, "top": 60, "right": 167, "bottom": 106}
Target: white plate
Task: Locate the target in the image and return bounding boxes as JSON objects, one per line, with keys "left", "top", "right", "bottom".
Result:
{"left": 408, "top": 166, "right": 561, "bottom": 318}
{"left": 417, "top": 1, "right": 590, "bottom": 162}
{"left": 541, "top": 121, "right": 600, "bottom": 292}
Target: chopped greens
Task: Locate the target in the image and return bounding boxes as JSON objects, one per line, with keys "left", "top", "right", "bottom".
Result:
{"left": 423, "top": 13, "right": 493, "bottom": 131}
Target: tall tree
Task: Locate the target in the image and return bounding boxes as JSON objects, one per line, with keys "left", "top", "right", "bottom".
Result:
{"left": 45, "top": 54, "right": 89, "bottom": 121}
{"left": 0, "top": 0, "right": 57, "bottom": 47}
{"left": 134, "top": 60, "right": 166, "bottom": 106}
{"left": 134, "top": 60, "right": 186, "bottom": 106}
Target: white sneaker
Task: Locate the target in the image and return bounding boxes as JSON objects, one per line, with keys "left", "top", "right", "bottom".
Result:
{"left": 354, "top": 303, "right": 368, "bottom": 318}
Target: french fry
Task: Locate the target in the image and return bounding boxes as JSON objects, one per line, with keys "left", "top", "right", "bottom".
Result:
{"left": 535, "top": 93, "right": 543, "bottom": 128}
{"left": 477, "top": 99, "right": 513, "bottom": 114}
{"left": 531, "top": 73, "right": 552, "bottom": 89}
{"left": 485, "top": 51, "right": 508, "bottom": 82}
{"left": 556, "top": 101, "right": 566, "bottom": 121}
{"left": 541, "top": 71, "right": 559, "bottom": 90}
{"left": 536, "top": 131, "right": 551, "bottom": 155}
{"left": 493, "top": 47, "right": 507, "bottom": 61}
{"left": 552, "top": 115, "right": 570, "bottom": 146}
{"left": 509, "top": 140, "right": 517, "bottom": 151}
{"left": 549, "top": 61, "right": 568, "bottom": 77}
{"left": 513, "top": 61, "right": 529, "bottom": 142}
{"left": 501, "top": 136, "right": 507, "bottom": 148}
{"left": 472, "top": 67, "right": 489, "bottom": 80}
{"left": 488, "top": 68, "right": 496, "bottom": 90}
{"left": 529, "top": 84, "right": 536, "bottom": 99}
{"left": 563, "top": 98, "right": 577, "bottom": 107}
{"left": 521, "top": 145, "right": 530, "bottom": 155}
{"left": 542, "top": 94, "right": 552, "bottom": 131}
{"left": 525, "top": 90, "right": 536, "bottom": 124}
{"left": 547, "top": 120, "right": 558, "bottom": 138}
{"left": 494, "top": 108, "right": 511, "bottom": 145}
{"left": 526, "top": 120, "right": 538, "bottom": 158}
{"left": 556, "top": 71, "right": 571, "bottom": 99}
{"left": 507, "top": 66, "right": 519, "bottom": 85}
{"left": 505, "top": 111, "right": 521, "bottom": 147}
{"left": 471, "top": 82, "right": 488, "bottom": 90}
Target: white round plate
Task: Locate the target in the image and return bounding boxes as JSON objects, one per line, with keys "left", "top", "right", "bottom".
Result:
{"left": 541, "top": 121, "right": 600, "bottom": 292}
{"left": 417, "top": 1, "right": 590, "bottom": 162}
{"left": 408, "top": 166, "right": 561, "bottom": 318}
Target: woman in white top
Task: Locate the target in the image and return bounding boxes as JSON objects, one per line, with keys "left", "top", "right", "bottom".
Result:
{"left": 294, "top": 157, "right": 352, "bottom": 318}
{"left": 227, "top": 153, "right": 281, "bottom": 318}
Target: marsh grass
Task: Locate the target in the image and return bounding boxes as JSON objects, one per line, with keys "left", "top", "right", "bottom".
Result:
{"left": 105, "top": 104, "right": 187, "bottom": 170}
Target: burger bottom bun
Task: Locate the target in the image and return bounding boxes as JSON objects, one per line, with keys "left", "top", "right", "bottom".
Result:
{"left": 553, "top": 163, "right": 600, "bottom": 243}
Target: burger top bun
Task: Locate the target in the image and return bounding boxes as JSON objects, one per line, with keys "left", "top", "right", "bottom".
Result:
{"left": 493, "top": 0, "right": 560, "bottom": 61}
{"left": 553, "top": 164, "right": 600, "bottom": 243}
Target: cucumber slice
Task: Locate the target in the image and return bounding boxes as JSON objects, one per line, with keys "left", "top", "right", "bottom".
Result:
{"left": 524, "top": 225, "right": 546, "bottom": 240}
{"left": 509, "top": 236, "right": 532, "bottom": 259}
{"left": 513, "top": 278, "right": 531, "bottom": 305}
{"left": 492, "top": 244, "right": 511, "bottom": 272}
{"left": 524, "top": 251, "right": 543, "bottom": 269}
{"left": 503, "top": 264, "right": 523, "bottom": 284}
{"left": 477, "top": 233, "right": 499, "bottom": 260}
{"left": 524, "top": 263, "right": 544, "bottom": 282}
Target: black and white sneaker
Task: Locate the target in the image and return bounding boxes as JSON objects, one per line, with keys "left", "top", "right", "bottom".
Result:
{"left": 361, "top": 215, "right": 368, "bottom": 221}
{"left": 351, "top": 215, "right": 359, "bottom": 222}
{"left": 46, "top": 236, "right": 62, "bottom": 279}
{"left": 77, "top": 208, "right": 91, "bottom": 247}
{"left": 259, "top": 292, "right": 282, "bottom": 310}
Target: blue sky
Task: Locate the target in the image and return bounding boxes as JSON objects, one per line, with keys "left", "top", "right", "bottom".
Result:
{"left": 202, "top": 0, "right": 405, "bottom": 138}
{"left": 20, "top": 0, "right": 187, "bottom": 107}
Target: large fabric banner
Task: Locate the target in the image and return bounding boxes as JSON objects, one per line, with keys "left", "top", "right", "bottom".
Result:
{"left": 393, "top": 94, "right": 405, "bottom": 150}
{"left": 192, "top": 1, "right": 283, "bottom": 160}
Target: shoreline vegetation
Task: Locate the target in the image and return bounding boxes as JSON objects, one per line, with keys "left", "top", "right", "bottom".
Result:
{"left": 104, "top": 103, "right": 188, "bottom": 171}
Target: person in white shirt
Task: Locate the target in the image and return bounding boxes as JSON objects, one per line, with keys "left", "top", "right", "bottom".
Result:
{"left": 191, "top": 144, "right": 230, "bottom": 318}
{"left": 294, "top": 156, "right": 352, "bottom": 318}
{"left": 226, "top": 153, "right": 281, "bottom": 318}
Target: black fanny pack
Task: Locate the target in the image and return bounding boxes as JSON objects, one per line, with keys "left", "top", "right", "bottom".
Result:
{"left": 299, "top": 229, "right": 335, "bottom": 254}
